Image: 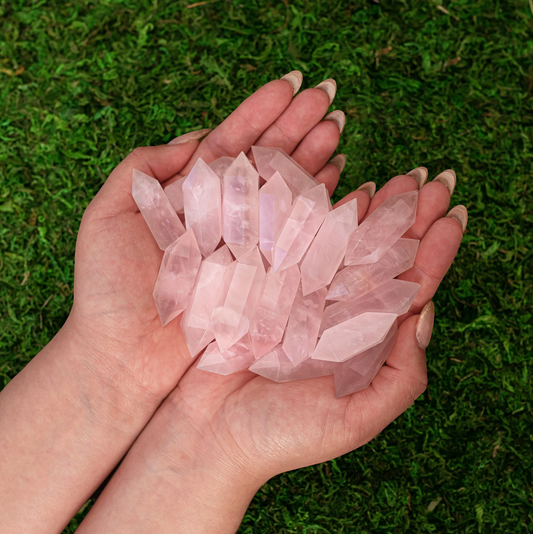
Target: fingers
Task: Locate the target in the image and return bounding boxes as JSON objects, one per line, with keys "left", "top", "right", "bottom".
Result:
{"left": 333, "top": 187, "right": 372, "bottom": 222}
{"left": 365, "top": 174, "right": 419, "bottom": 216}
{"left": 314, "top": 154, "right": 345, "bottom": 196}
{"left": 252, "top": 80, "right": 336, "bottom": 154}
{"left": 180, "top": 77, "right": 298, "bottom": 174}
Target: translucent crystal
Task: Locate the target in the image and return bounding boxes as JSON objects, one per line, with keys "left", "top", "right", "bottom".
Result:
{"left": 249, "top": 265, "right": 300, "bottom": 359}
{"left": 273, "top": 183, "right": 331, "bottom": 272}
{"left": 251, "top": 146, "right": 319, "bottom": 197}
{"left": 183, "top": 158, "right": 222, "bottom": 257}
{"left": 210, "top": 246, "right": 265, "bottom": 351}
{"left": 345, "top": 191, "right": 418, "bottom": 265}
{"left": 153, "top": 229, "right": 202, "bottom": 326}
{"left": 312, "top": 312, "right": 397, "bottom": 363}
{"left": 282, "top": 285, "right": 327, "bottom": 366}
{"left": 259, "top": 171, "right": 292, "bottom": 265}
{"left": 320, "top": 279, "right": 420, "bottom": 336}
{"left": 208, "top": 156, "right": 235, "bottom": 178}
{"left": 197, "top": 335, "right": 254, "bottom": 376}
{"left": 164, "top": 176, "right": 187, "bottom": 216}
{"left": 181, "top": 245, "right": 234, "bottom": 357}
{"left": 301, "top": 198, "right": 358, "bottom": 296}
{"left": 222, "top": 152, "right": 260, "bottom": 258}
{"left": 132, "top": 169, "right": 185, "bottom": 250}
{"left": 328, "top": 238, "right": 419, "bottom": 301}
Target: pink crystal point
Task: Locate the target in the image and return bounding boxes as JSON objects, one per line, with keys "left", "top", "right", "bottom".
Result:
{"left": 249, "top": 265, "right": 300, "bottom": 360}
{"left": 312, "top": 312, "right": 397, "bottom": 363}
{"left": 132, "top": 169, "right": 186, "bottom": 250}
{"left": 181, "top": 245, "right": 234, "bottom": 357}
{"left": 210, "top": 246, "right": 265, "bottom": 352}
{"left": 197, "top": 335, "right": 255, "bottom": 376}
{"left": 153, "top": 229, "right": 202, "bottom": 326}
{"left": 164, "top": 176, "right": 187, "bottom": 216}
{"left": 208, "top": 156, "right": 235, "bottom": 178}
{"left": 301, "top": 198, "right": 358, "bottom": 296}
{"left": 259, "top": 171, "right": 292, "bottom": 265}
{"left": 328, "top": 238, "right": 419, "bottom": 301}
{"left": 345, "top": 191, "right": 418, "bottom": 266}
{"left": 272, "top": 183, "right": 331, "bottom": 272}
{"left": 320, "top": 279, "right": 420, "bottom": 336}
{"left": 183, "top": 158, "right": 222, "bottom": 257}
{"left": 222, "top": 152, "right": 260, "bottom": 259}
{"left": 334, "top": 322, "right": 398, "bottom": 398}
{"left": 249, "top": 345, "right": 336, "bottom": 382}
{"left": 282, "top": 285, "right": 327, "bottom": 366}
{"left": 251, "top": 146, "right": 319, "bottom": 197}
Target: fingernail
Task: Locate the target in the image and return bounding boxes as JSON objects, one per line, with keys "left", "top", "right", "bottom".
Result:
{"left": 168, "top": 128, "right": 212, "bottom": 145}
{"left": 314, "top": 79, "right": 337, "bottom": 105}
{"left": 329, "top": 154, "right": 346, "bottom": 173}
{"left": 416, "top": 301, "right": 435, "bottom": 349}
{"left": 280, "top": 70, "right": 303, "bottom": 96}
{"left": 433, "top": 169, "right": 456, "bottom": 196}
{"left": 446, "top": 205, "right": 468, "bottom": 233}
{"left": 324, "top": 110, "right": 345, "bottom": 133}
{"left": 407, "top": 166, "right": 428, "bottom": 189}
{"left": 356, "top": 181, "right": 376, "bottom": 198}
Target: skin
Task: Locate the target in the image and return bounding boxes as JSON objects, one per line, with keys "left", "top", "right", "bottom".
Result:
{"left": 0, "top": 75, "right": 465, "bottom": 533}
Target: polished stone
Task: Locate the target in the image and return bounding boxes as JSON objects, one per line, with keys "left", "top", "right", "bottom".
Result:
{"left": 197, "top": 335, "right": 255, "bottom": 376}
{"left": 164, "top": 176, "right": 187, "bottom": 216}
{"left": 209, "top": 156, "right": 235, "bottom": 178}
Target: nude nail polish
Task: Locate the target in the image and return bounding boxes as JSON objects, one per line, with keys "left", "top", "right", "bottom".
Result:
{"left": 168, "top": 128, "right": 212, "bottom": 145}
{"left": 407, "top": 167, "right": 428, "bottom": 189}
{"left": 324, "top": 110, "right": 345, "bottom": 133}
{"left": 446, "top": 205, "right": 468, "bottom": 233}
{"left": 329, "top": 154, "right": 346, "bottom": 173}
{"left": 433, "top": 169, "right": 456, "bottom": 196}
{"left": 314, "top": 79, "right": 337, "bottom": 105}
{"left": 416, "top": 301, "right": 435, "bottom": 349}
{"left": 280, "top": 70, "right": 303, "bottom": 96}
{"left": 356, "top": 181, "right": 376, "bottom": 198}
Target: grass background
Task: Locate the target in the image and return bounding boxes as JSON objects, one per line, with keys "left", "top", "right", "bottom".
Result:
{"left": 1, "top": 0, "right": 532, "bottom": 531}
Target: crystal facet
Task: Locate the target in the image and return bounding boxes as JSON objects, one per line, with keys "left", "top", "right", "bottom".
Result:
{"left": 273, "top": 183, "right": 331, "bottom": 272}
{"left": 208, "top": 156, "right": 235, "bottom": 178}
{"left": 328, "top": 238, "right": 419, "bottom": 301}
{"left": 132, "top": 169, "right": 185, "bottom": 250}
{"left": 312, "top": 312, "right": 397, "bottom": 363}
{"left": 153, "top": 229, "right": 202, "bottom": 326}
{"left": 345, "top": 191, "right": 418, "bottom": 265}
{"left": 183, "top": 158, "right": 222, "bottom": 257}
{"left": 301, "top": 198, "right": 358, "bottom": 296}
{"left": 164, "top": 176, "right": 187, "bottom": 216}
{"left": 210, "top": 246, "right": 265, "bottom": 351}
{"left": 320, "top": 279, "right": 420, "bottom": 336}
{"left": 282, "top": 285, "right": 327, "bottom": 366}
{"left": 196, "top": 335, "right": 255, "bottom": 376}
{"left": 181, "top": 245, "right": 234, "bottom": 357}
{"left": 259, "top": 171, "right": 292, "bottom": 265}
{"left": 249, "top": 265, "right": 300, "bottom": 359}
{"left": 222, "top": 152, "right": 260, "bottom": 258}
{"left": 252, "top": 146, "right": 319, "bottom": 197}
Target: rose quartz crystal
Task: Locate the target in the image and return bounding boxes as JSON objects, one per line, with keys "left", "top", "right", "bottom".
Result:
{"left": 312, "top": 312, "right": 397, "bottom": 363}
{"left": 153, "top": 229, "right": 202, "bottom": 326}
{"left": 301, "top": 198, "right": 358, "bottom": 296}
{"left": 208, "top": 156, "right": 235, "bottom": 178}
{"left": 251, "top": 146, "right": 319, "bottom": 197}
{"left": 272, "top": 183, "right": 331, "bottom": 272}
{"left": 328, "top": 238, "right": 419, "bottom": 301}
{"left": 320, "top": 279, "right": 420, "bottom": 336}
{"left": 181, "top": 246, "right": 234, "bottom": 357}
{"left": 196, "top": 335, "right": 255, "bottom": 376}
{"left": 249, "top": 265, "right": 300, "bottom": 359}
{"left": 183, "top": 158, "right": 222, "bottom": 257}
{"left": 259, "top": 172, "right": 292, "bottom": 265}
{"left": 282, "top": 285, "right": 327, "bottom": 366}
{"left": 164, "top": 176, "right": 187, "bottom": 216}
{"left": 210, "top": 246, "right": 265, "bottom": 351}
{"left": 345, "top": 191, "right": 418, "bottom": 265}
{"left": 222, "top": 152, "right": 260, "bottom": 259}
{"left": 132, "top": 169, "right": 185, "bottom": 250}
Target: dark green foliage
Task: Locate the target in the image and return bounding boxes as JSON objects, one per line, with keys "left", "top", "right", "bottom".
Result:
{"left": 1, "top": 0, "right": 532, "bottom": 532}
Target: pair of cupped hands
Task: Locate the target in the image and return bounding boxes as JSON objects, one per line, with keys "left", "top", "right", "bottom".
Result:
{"left": 1, "top": 72, "right": 466, "bottom": 533}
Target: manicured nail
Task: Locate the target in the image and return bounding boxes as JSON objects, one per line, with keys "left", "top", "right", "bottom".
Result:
{"left": 329, "top": 154, "right": 346, "bottom": 173}
{"left": 357, "top": 181, "right": 376, "bottom": 198}
{"left": 280, "top": 70, "right": 303, "bottom": 96}
{"left": 168, "top": 128, "right": 212, "bottom": 145}
{"left": 446, "top": 205, "right": 468, "bottom": 233}
{"left": 433, "top": 169, "right": 456, "bottom": 196}
{"left": 407, "top": 166, "right": 428, "bottom": 189}
{"left": 314, "top": 79, "right": 337, "bottom": 105}
{"left": 416, "top": 301, "right": 435, "bottom": 349}
{"left": 324, "top": 110, "right": 345, "bottom": 133}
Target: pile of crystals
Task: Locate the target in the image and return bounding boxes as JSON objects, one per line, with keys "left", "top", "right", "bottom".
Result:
{"left": 132, "top": 147, "right": 421, "bottom": 398}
